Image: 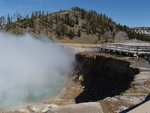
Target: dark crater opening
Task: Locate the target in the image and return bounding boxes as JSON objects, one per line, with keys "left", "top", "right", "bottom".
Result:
{"left": 75, "top": 53, "right": 139, "bottom": 103}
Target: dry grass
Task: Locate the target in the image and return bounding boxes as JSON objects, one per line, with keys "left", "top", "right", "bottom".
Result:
{"left": 55, "top": 43, "right": 100, "bottom": 47}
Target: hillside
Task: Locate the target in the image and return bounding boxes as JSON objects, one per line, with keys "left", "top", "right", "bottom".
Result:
{"left": 0, "top": 7, "right": 150, "bottom": 43}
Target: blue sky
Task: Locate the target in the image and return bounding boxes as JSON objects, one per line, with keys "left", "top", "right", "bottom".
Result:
{"left": 0, "top": 0, "right": 149, "bottom": 27}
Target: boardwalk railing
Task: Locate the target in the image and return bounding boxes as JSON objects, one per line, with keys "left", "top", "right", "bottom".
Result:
{"left": 100, "top": 43, "right": 150, "bottom": 56}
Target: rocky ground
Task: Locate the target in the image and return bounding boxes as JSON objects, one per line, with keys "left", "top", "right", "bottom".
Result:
{"left": 4, "top": 45, "right": 150, "bottom": 113}
{"left": 86, "top": 52, "right": 150, "bottom": 113}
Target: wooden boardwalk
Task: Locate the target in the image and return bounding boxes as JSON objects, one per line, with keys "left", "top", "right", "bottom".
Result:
{"left": 100, "top": 43, "right": 150, "bottom": 56}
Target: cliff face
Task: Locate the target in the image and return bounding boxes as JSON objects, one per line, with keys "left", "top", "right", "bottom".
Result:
{"left": 75, "top": 52, "right": 139, "bottom": 103}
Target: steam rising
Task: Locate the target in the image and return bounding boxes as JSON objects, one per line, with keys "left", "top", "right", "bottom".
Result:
{"left": 0, "top": 32, "right": 74, "bottom": 108}
{"left": 114, "top": 31, "right": 128, "bottom": 43}
{"left": 114, "top": 31, "right": 150, "bottom": 45}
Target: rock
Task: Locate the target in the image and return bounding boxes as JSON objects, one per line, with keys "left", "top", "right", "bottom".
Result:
{"left": 42, "top": 104, "right": 58, "bottom": 113}
{"left": 29, "top": 104, "right": 57, "bottom": 112}
{"left": 47, "top": 102, "right": 103, "bottom": 113}
{"left": 17, "top": 109, "right": 30, "bottom": 113}
{"left": 30, "top": 104, "right": 43, "bottom": 112}
{"left": 78, "top": 75, "right": 83, "bottom": 82}
{"left": 118, "top": 106, "right": 128, "bottom": 111}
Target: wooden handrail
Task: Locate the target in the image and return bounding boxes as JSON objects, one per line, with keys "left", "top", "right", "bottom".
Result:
{"left": 101, "top": 43, "right": 150, "bottom": 56}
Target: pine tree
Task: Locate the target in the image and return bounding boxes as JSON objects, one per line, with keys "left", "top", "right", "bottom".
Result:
{"left": 38, "top": 10, "right": 42, "bottom": 17}
{"left": 16, "top": 13, "right": 22, "bottom": 22}
{"left": 42, "top": 10, "right": 45, "bottom": 16}
{"left": 56, "top": 24, "right": 68, "bottom": 38}
{"left": 78, "top": 29, "right": 81, "bottom": 37}
{"left": 68, "top": 30, "right": 75, "bottom": 39}
{"left": 64, "top": 13, "right": 70, "bottom": 25}
{"left": 0, "top": 18, "right": 2, "bottom": 27}
{"left": 7, "top": 14, "right": 11, "bottom": 24}
{"left": 2, "top": 16, "right": 6, "bottom": 25}
{"left": 75, "top": 16, "right": 79, "bottom": 25}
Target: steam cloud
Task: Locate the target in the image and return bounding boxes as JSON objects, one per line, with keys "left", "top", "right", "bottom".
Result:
{"left": 0, "top": 32, "right": 74, "bottom": 109}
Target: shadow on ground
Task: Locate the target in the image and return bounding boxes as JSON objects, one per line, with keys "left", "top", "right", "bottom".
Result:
{"left": 75, "top": 53, "right": 139, "bottom": 103}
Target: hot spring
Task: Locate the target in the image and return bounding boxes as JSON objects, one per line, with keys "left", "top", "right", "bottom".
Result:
{"left": 0, "top": 32, "right": 74, "bottom": 109}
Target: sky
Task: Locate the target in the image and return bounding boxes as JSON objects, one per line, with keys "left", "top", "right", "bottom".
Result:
{"left": 0, "top": 0, "right": 149, "bottom": 27}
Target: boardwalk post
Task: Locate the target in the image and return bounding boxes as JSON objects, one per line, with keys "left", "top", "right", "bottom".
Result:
{"left": 146, "top": 46, "right": 148, "bottom": 56}
{"left": 137, "top": 46, "right": 139, "bottom": 56}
